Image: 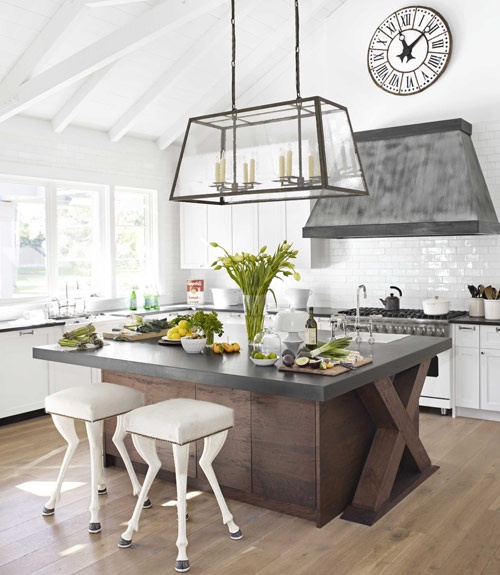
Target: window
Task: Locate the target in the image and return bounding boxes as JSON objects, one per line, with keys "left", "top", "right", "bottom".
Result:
{"left": 0, "top": 182, "right": 47, "bottom": 299}
{"left": 0, "top": 177, "right": 158, "bottom": 304}
{"left": 114, "top": 187, "right": 157, "bottom": 296}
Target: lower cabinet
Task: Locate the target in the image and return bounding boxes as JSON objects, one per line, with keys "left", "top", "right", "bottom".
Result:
{"left": 0, "top": 327, "right": 52, "bottom": 419}
{"left": 454, "top": 323, "right": 500, "bottom": 419}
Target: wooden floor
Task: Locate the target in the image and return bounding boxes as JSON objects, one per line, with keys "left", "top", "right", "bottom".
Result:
{"left": 1, "top": 410, "right": 500, "bottom": 575}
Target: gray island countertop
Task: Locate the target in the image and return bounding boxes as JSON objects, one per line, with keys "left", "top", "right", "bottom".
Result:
{"left": 33, "top": 326, "right": 451, "bottom": 402}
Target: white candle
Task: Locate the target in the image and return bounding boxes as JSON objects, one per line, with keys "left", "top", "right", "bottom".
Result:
{"left": 214, "top": 159, "right": 221, "bottom": 183}
{"left": 279, "top": 152, "right": 285, "bottom": 178}
{"left": 350, "top": 147, "right": 357, "bottom": 172}
{"left": 249, "top": 157, "right": 255, "bottom": 182}
{"left": 308, "top": 155, "right": 314, "bottom": 179}
{"left": 243, "top": 161, "right": 249, "bottom": 184}
{"left": 220, "top": 155, "right": 226, "bottom": 183}
{"left": 286, "top": 148, "right": 292, "bottom": 177}
{"left": 341, "top": 144, "right": 348, "bottom": 173}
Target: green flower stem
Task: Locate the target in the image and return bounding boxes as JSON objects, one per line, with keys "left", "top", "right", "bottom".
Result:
{"left": 243, "top": 294, "right": 267, "bottom": 344}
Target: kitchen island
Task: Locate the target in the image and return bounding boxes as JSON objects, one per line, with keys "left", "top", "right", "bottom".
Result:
{"left": 33, "top": 330, "right": 451, "bottom": 527}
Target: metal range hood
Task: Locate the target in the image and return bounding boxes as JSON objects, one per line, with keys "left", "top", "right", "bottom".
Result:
{"left": 303, "top": 118, "right": 500, "bottom": 238}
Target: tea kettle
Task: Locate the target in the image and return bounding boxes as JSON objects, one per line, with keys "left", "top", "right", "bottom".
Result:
{"left": 380, "top": 286, "right": 402, "bottom": 311}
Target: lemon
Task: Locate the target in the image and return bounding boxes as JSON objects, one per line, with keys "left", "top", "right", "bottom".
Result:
{"left": 178, "top": 319, "right": 191, "bottom": 330}
{"left": 169, "top": 332, "right": 181, "bottom": 340}
{"left": 178, "top": 328, "right": 188, "bottom": 337}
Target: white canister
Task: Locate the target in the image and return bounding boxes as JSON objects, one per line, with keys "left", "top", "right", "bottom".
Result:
{"left": 484, "top": 299, "right": 500, "bottom": 320}
{"left": 468, "top": 298, "right": 484, "bottom": 318}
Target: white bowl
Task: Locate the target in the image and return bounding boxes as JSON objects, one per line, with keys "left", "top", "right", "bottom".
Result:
{"left": 180, "top": 336, "right": 207, "bottom": 353}
{"left": 250, "top": 357, "right": 279, "bottom": 366}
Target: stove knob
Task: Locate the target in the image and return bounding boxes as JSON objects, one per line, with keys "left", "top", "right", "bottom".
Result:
{"left": 419, "top": 326, "right": 426, "bottom": 336}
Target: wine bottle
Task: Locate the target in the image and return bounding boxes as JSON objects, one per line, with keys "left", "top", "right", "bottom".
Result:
{"left": 304, "top": 307, "right": 317, "bottom": 351}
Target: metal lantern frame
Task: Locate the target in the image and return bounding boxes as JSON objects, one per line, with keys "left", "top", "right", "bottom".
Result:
{"left": 169, "top": 0, "right": 368, "bottom": 206}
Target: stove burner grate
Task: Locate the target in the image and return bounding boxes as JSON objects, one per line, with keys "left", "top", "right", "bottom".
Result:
{"left": 337, "top": 307, "right": 466, "bottom": 321}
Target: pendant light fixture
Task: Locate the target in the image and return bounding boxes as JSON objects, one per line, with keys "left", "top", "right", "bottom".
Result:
{"left": 170, "top": 0, "right": 369, "bottom": 205}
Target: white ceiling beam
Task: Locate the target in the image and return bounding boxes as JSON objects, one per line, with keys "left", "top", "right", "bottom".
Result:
{"left": 52, "top": 65, "right": 114, "bottom": 133}
{"left": 108, "top": 0, "right": 254, "bottom": 143}
{"left": 0, "top": 0, "right": 86, "bottom": 97}
{"left": 157, "top": 0, "right": 331, "bottom": 151}
{"left": 0, "top": 0, "right": 228, "bottom": 125}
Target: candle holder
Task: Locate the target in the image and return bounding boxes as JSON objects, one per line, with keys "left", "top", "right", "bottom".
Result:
{"left": 273, "top": 175, "right": 322, "bottom": 188}
{"left": 210, "top": 181, "right": 261, "bottom": 193}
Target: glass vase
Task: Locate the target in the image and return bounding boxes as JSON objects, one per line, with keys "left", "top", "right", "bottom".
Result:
{"left": 243, "top": 294, "right": 267, "bottom": 345}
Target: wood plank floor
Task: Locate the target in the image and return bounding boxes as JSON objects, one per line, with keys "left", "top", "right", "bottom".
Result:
{"left": 1, "top": 409, "right": 500, "bottom": 575}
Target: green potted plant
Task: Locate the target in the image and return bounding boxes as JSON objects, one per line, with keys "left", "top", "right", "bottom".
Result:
{"left": 190, "top": 310, "right": 224, "bottom": 348}
{"left": 210, "top": 241, "right": 301, "bottom": 344}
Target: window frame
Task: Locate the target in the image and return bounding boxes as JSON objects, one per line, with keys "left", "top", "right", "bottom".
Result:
{"left": 0, "top": 174, "right": 159, "bottom": 305}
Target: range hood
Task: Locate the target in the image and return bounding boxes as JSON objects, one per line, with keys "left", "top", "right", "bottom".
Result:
{"left": 303, "top": 118, "right": 500, "bottom": 238}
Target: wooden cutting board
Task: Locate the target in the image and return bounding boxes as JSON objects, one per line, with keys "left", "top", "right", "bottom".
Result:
{"left": 103, "top": 329, "right": 169, "bottom": 341}
{"left": 278, "top": 357, "right": 373, "bottom": 376}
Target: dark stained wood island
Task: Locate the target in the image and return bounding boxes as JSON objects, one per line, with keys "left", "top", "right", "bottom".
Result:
{"left": 33, "top": 329, "right": 451, "bottom": 528}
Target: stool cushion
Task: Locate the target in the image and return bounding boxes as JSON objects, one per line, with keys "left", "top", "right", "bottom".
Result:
{"left": 125, "top": 398, "right": 234, "bottom": 445}
{"left": 45, "top": 383, "right": 144, "bottom": 422}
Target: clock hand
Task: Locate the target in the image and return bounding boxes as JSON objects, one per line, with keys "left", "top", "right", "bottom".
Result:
{"left": 397, "top": 32, "right": 425, "bottom": 63}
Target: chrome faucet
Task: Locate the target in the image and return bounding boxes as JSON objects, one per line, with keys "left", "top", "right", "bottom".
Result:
{"left": 355, "top": 284, "right": 367, "bottom": 340}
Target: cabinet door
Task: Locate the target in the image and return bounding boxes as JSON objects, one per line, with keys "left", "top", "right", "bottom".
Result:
{"left": 480, "top": 349, "right": 500, "bottom": 411}
{"left": 180, "top": 203, "right": 208, "bottom": 268}
{"left": 232, "top": 204, "right": 258, "bottom": 254}
{"left": 258, "top": 202, "right": 286, "bottom": 251}
{"left": 207, "top": 204, "right": 232, "bottom": 264}
{"left": 454, "top": 346, "right": 480, "bottom": 409}
{"left": 0, "top": 328, "right": 51, "bottom": 418}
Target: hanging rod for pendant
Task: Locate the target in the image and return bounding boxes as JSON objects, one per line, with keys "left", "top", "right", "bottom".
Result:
{"left": 231, "top": 0, "right": 236, "bottom": 111}
{"left": 295, "top": 0, "right": 301, "bottom": 101}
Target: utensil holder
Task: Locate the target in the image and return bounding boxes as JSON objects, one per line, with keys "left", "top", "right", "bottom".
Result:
{"left": 468, "top": 298, "right": 484, "bottom": 318}
{"left": 484, "top": 299, "right": 500, "bottom": 320}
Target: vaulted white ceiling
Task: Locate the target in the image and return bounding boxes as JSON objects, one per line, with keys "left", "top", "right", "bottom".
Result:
{"left": 0, "top": 0, "right": 345, "bottom": 149}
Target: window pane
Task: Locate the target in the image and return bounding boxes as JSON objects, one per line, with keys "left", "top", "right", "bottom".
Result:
{"left": 0, "top": 182, "right": 47, "bottom": 299}
{"left": 115, "top": 189, "right": 152, "bottom": 296}
{"left": 56, "top": 186, "right": 99, "bottom": 297}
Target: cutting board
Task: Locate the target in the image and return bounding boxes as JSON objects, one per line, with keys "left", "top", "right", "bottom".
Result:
{"left": 103, "top": 329, "right": 168, "bottom": 341}
{"left": 278, "top": 357, "right": 373, "bottom": 376}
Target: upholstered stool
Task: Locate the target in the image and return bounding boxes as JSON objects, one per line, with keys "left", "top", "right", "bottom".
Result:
{"left": 118, "top": 398, "right": 242, "bottom": 573}
{"left": 43, "top": 382, "right": 149, "bottom": 534}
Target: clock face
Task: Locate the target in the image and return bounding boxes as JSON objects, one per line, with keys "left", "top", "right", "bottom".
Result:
{"left": 367, "top": 6, "right": 452, "bottom": 95}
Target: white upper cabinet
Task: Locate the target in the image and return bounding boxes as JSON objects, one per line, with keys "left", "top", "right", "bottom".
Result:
{"left": 180, "top": 199, "right": 326, "bottom": 269}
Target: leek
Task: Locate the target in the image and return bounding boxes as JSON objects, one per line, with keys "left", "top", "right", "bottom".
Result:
{"left": 309, "top": 337, "right": 352, "bottom": 360}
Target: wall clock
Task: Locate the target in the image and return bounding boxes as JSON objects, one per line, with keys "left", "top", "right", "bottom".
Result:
{"left": 367, "top": 6, "right": 452, "bottom": 95}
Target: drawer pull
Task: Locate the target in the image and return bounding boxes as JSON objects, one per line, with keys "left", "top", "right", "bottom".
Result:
{"left": 458, "top": 325, "right": 476, "bottom": 331}
{"left": 496, "top": 327, "right": 500, "bottom": 333}
{"left": 19, "top": 330, "right": 35, "bottom": 336}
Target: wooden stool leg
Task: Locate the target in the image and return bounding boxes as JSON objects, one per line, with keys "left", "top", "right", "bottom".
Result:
{"left": 43, "top": 415, "right": 80, "bottom": 516}
{"left": 86, "top": 420, "right": 104, "bottom": 533}
{"left": 173, "top": 443, "right": 190, "bottom": 573}
{"left": 199, "top": 430, "right": 242, "bottom": 540}
{"left": 118, "top": 434, "right": 160, "bottom": 547}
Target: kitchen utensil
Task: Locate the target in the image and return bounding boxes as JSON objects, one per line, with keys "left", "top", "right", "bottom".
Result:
{"left": 211, "top": 288, "right": 242, "bottom": 307}
{"left": 468, "top": 284, "right": 479, "bottom": 297}
{"left": 285, "top": 288, "right": 312, "bottom": 309}
{"left": 484, "top": 285, "right": 494, "bottom": 300}
{"left": 423, "top": 296, "right": 450, "bottom": 315}
{"left": 468, "top": 297, "right": 485, "bottom": 317}
{"left": 484, "top": 299, "right": 500, "bottom": 320}
{"left": 379, "top": 285, "right": 402, "bottom": 311}
{"left": 478, "top": 284, "right": 485, "bottom": 297}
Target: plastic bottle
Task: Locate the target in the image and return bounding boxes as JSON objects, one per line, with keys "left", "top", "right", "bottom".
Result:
{"left": 304, "top": 307, "right": 317, "bottom": 351}
{"left": 144, "top": 285, "right": 151, "bottom": 310}
{"left": 152, "top": 286, "right": 160, "bottom": 310}
{"left": 129, "top": 289, "right": 137, "bottom": 311}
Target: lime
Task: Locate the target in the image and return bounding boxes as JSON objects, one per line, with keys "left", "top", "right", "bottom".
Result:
{"left": 253, "top": 352, "right": 265, "bottom": 359}
{"left": 294, "top": 356, "right": 310, "bottom": 367}
{"left": 267, "top": 352, "right": 277, "bottom": 359}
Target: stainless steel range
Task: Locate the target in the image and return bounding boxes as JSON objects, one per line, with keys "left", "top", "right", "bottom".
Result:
{"left": 334, "top": 307, "right": 467, "bottom": 415}
{"left": 336, "top": 307, "right": 466, "bottom": 337}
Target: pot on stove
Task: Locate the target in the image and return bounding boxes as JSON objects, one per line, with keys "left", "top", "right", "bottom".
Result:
{"left": 380, "top": 286, "right": 402, "bottom": 311}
